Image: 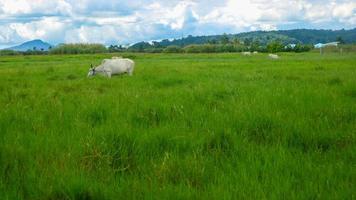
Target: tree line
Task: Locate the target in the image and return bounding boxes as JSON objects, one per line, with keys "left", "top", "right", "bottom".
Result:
{"left": 0, "top": 40, "right": 324, "bottom": 56}
{"left": 127, "top": 36, "right": 313, "bottom": 53}
{"left": 1, "top": 28, "right": 354, "bottom": 56}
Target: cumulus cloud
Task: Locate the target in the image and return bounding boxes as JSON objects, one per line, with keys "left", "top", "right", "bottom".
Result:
{"left": 10, "top": 17, "right": 67, "bottom": 41}
{"left": 0, "top": 0, "right": 72, "bottom": 16}
{"left": 332, "top": 2, "right": 356, "bottom": 18}
{"left": 0, "top": 0, "right": 355, "bottom": 47}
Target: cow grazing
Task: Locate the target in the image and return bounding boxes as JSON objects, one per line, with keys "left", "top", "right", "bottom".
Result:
{"left": 88, "top": 58, "right": 135, "bottom": 78}
{"left": 242, "top": 52, "right": 251, "bottom": 56}
{"left": 269, "top": 54, "right": 279, "bottom": 59}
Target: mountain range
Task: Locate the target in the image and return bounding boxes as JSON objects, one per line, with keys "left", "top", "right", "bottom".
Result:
{"left": 6, "top": 40, "right": 53, "bottom": 52}
{"left": 129, "top": 28, "right": 356, "bottom": 50}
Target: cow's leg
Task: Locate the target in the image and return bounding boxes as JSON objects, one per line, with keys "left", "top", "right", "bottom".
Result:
{"left": 106, "top": 71, "right": 112, "bottom": 78}
{"left": 128, "top": 68, "right": 133, "bottom": 76}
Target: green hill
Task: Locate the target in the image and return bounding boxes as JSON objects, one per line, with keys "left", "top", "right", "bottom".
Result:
{"left": 129, "top": 28, "right": 356, "bottom": 51}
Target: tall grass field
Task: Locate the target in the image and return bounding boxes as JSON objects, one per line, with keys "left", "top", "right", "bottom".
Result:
{"left": 0, "top": 53, "right": 355, "bottom": 199}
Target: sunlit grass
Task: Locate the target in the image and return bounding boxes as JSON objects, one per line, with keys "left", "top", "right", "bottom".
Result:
{"left": 0, "top": 52, "right": 355, "bottom": 199}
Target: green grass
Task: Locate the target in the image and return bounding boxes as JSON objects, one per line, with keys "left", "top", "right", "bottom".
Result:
{"left": 0, "top": 52, "right": 355, "bottom": 199}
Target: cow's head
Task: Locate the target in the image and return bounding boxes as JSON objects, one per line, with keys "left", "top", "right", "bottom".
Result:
{"left": 87, "top": 64, "right": 96, "bottom": 77}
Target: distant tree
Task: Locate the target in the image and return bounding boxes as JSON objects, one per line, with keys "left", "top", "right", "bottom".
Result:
{"left": 138, "top": 44, "right": 144, "bottom": 52}
{"left": 183, "top": 45, "right": 202, "bottom": 53}
{"left": 163, "top": 45, "right": 183, "bottom": 53}
{"left": 336, "top": 36, "right": 345, "bottom": 44}
{"left": 293, "top": 44, "right": 312, "bottom": 53}
{"left": 108, "top": 45, "right": 124, "bottom": 52}
{"left": 220, "top": 33, "right": 230, "bottom": 45}
{"left": 267, "top": 41, "right": 284, "bottom": 53}
{"left": 250, "top": 40, "right": 261, "bottom": 51}
{"left": 152, "top": 41, "right": 162, "bottom": 48}
{"left": 217, "top": 44, "right": 236, "bottom": 52}
{"left": 232, "top": 37, "right": 241, "bottom": 45}
{"left": 208, "top": 39, "right": 217, "bottom": 45}
{"left": 243, "top": 38, "right": 252, "bottom": 46}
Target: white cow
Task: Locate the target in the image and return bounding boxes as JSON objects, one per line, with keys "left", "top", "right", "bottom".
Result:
{"left": 242, "top": 51, "right": 251, "bottom": 56}
{"left": 269, "top": 54, "right": 279, "bottom": 59}
{"left": 88, "top": 58, "right": 135, "bottom": 78}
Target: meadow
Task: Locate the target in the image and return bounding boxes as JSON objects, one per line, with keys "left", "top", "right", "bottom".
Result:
{"left": 0, "top": 52, "right": 355, "bottom": 199}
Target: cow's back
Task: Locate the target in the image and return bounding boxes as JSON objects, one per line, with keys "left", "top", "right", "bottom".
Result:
{"left": 103, "top": 58, "right": 134, "bottom": 74}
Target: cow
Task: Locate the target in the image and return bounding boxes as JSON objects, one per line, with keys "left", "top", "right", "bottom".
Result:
{"left": 269, "top": 54, "right": 279, "bottom": 59}
{"left": 88, "top": 58, "right": 135, "bottom": 78}
{"left": 242, "top": 52, "right": 251, "bottom": 56}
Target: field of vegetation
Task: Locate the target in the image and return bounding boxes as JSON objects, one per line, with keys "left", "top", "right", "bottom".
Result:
{"left": 0, "top": 52, "right": 355, "bottom": 199}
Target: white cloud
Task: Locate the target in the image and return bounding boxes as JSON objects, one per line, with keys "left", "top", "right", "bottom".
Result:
{"left": 9, "top": 17, "right": 67, "bottom": 41}
{"left": 260, "top": 24, "right": 277, "bottom": 31}
{"left": 65, "top": 25, "right": 134, "bottom": 44}
{"left": 0, "top": 0, "right": 355, "bottom": 47}
{"left": 0, "top": 25, "right": 19, "bottom": 43}
{"left": 0, "top": 0, "right": 72, "bottom": 15}
{"left": 0, "top": 0, "right": 31, "bottom": 14}
{"left": 198, "top": 0, "right": 307, "bottom": 31}
{"left": 332, "top": 2, "right": 356, "bottom": 18}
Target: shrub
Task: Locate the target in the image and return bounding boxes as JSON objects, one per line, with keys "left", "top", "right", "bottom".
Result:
{"left": 163, "top": 45, "right": 183, "bottom": 53}
{"left": 183, "top": 44, "right": 239, "bottom": 53}
{"left": 267, "top": 41, "right": 284, "bottom": 53}
{"left": 183, "top": 45, "right": 203, "bottom": 53}
{"left": 23, "top": 50, "right": 48, "bottom": 55}
{"left": 0, "top": 50, "right": 20, "bottom": 56}
{"left": 108, "top": 45, "right": 125, "bottom": 52}
{"left": 145, "top": 48, "right": 164, "bottom": 53}
{"left": 50, "top": 43, "right": 107, "bottom": 54}
{"left": 216, "top": 44, "right": 236, "bottom": 52}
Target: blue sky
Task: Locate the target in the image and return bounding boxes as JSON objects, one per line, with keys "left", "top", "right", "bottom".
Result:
{"left": 0, "top": 0, "right": 355, "bottom": 48}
